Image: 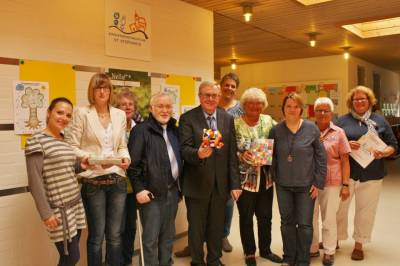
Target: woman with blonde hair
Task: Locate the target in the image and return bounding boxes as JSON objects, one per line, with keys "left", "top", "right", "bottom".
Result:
{"left": 336, "top": 86, "right": 397, "bottom": 261}
{"left": 65, "top": 73, "right": 131, "bottom": 266}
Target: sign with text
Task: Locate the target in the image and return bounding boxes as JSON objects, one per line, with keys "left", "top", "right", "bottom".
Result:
{"left": 105, "top": 0, "right": 151, "bottom": 61}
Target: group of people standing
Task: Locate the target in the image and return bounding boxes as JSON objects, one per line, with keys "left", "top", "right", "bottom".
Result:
{"left": 25, "top": 72, "right": 397, "bottom": 266}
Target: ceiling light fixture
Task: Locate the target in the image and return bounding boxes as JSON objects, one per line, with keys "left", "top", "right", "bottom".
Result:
{"left": 242, "top": 3, "right": 253, "bottom": 22}
{"left": 230, "top": 59, "right": 237, "bottom": 70}
{"left": 307, "top": 32, "right": 319, "bottom": 47}
{"left": 342, "top": 46, "right": 351, "bottom": 60}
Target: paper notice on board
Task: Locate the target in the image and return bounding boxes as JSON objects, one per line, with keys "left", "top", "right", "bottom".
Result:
{"left": 350, "top": 131, "right": 387, "bottom": 168}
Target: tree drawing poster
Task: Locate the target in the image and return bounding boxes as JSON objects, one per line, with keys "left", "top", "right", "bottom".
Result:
{"left": 13, "top": 81, "right": 49, "bottom": 135}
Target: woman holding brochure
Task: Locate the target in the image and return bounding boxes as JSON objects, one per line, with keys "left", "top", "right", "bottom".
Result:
{"left": 234, "top": 88, "right": 282, "bottom": 266}
{"left": 336, "top": 86, "right": 397, "bottom": 261}
{"left": 65, "top": 73, "right": 130, "bottom": 266}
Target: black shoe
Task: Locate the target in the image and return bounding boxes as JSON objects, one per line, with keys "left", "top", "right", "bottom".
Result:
{"left": 322, "top": 254, "right": 334, "bottom": 266}
{"left": 260, "top": 252, "right": 283, "bottom": 263}
{"left": 206, "top": 261, "right": 225, "bottom": 266}
{"left": 175, "top": 246, "right": 190, "bottom": 257}
{"left": 245, "top": 255, "right": 257, "bottom": 266}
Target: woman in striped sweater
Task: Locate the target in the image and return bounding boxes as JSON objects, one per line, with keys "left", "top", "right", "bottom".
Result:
{"left": 25, "top": 97, "right": 86, "bottom": 266}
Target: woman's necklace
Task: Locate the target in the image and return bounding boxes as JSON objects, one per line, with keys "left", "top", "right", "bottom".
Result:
{"left": 98, "top": 112, "right": 109, "bottom": 119}
{"left": 286, "top": 119, "right": 302, "bottom": 162}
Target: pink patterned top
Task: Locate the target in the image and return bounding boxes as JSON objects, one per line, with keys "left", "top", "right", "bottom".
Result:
{"left": 320, "top": 122, "right": 351, "bottom": 186}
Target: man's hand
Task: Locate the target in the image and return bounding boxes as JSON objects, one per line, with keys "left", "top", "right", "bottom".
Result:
{"left": 340, "top": 186, "right": 350, "bottom": 201}
{"left": 136, "top": 190, "right": 153, "bottom": 204}
{"left": 198, "top": 144, "right": 213, "bottom": 159}
{"left": 231, "top": 189, "right": 242, "bottom": 201}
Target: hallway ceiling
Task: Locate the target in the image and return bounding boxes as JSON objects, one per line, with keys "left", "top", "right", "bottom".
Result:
{"left": 182, "top": 0, "right": 400, "bottom": 75}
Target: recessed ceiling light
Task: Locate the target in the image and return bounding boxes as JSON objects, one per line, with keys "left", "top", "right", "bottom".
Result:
{"left": 342, "top": 17, "right": 400, "bottom": 38}
{"left": 296, "top": 0, "right": 333, "bottom": 5}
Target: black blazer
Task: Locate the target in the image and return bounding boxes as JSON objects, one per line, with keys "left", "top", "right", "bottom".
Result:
{"left": 127, "top": 114, "right": 182, "bottom": 198}
{"left": 179, "top": 106, "right": 240, "bottom": 199}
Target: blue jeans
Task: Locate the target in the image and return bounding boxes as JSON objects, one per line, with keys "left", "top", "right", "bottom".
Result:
{"left": 139, "top": 186, "right": 179, "bottom": 266}
{"left": 223, "top": 198, "right": 234, "bottom": 238}
{"left": 82, "top": 178, "right": 127, "bottom": 266}
{"left": 276, "top": 185, "right": 315, "bottom": 266}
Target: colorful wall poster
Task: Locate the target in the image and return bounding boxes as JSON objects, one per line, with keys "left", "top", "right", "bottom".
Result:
{"left": 108, "top": 68, "right": 151, "bottom": 118}
{"left": 105, "top": 0, "right": 151, "bottom": 61}
{"left": 165, "top": 74, "right": 197, "bottom": 116}
{"left": 13, "top": 81, "right": 49, "bottom": 135}
{"left": 161, "top": 84, "right": 180, "bottom": 120}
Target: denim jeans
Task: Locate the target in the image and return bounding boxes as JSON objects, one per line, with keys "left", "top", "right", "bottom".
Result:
{"left": 237, "top": 187, "right": 273, "bottom": 255}
{"left": 276, "top": 185, "right": 315, "bottom": 266}
{"left": 54, "top": 230, "right": 81, "bottom": 266}
{"left": 121, "top": 192, "right": 137, "bottom": 265}
{"left": 82, "top": 179, "right": 127, "bottom": 266}
{"left": 223, "top": 198, "right": 234, "bottom": 238}
{"left": 139, "top": 186, "right": 179, "bottom": 266}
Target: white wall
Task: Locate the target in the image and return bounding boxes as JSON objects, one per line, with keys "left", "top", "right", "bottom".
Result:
{"left": 0, "top": 1, "right": 213, "bottom": 265}
{"left": 221, "top": 55, "right": 349, "bottom": 114}
{"left": 348, "top": 56, "right": 400, "bottom": 104}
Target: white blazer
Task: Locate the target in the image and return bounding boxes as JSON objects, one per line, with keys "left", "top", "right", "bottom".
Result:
{"left": 65, "top": 105, "right": 131, "bottom": 178}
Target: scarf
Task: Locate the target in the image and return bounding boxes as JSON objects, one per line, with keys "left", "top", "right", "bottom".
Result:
{"left": 350, "top": 108, "right": 378, "bottom": 135}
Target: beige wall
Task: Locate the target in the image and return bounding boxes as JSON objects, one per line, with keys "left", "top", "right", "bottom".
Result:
{"left": 348, "top": 56, "right": 400, "bottom": 104}
{"left": 222, "top": 55, "right": 400, "bottom": 115}
{"left": 0, "top": 1, "right": 213, "bottom": 265}
{"left": 221, "top": 55, "right": 349, "bottom": 114}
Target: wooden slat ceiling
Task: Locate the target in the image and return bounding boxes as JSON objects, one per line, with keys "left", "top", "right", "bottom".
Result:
{"left": 181, "top": 0, "right": 400, "bottom": 75}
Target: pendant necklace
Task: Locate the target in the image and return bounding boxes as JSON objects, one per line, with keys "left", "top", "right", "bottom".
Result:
{"left": 287, "top": 120, "right": 301, "bottom": 162}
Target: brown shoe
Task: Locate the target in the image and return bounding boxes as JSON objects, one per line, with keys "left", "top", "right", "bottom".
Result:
{"left": 351, "top": 249, "right": 364, "bottom": 260}
{"left": 222, "top": 237, "right": 233, "bottom": 252}
{"left": 174, "top": 246, "right": 190, "bottom": 257}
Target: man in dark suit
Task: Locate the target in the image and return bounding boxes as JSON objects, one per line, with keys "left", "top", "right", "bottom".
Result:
{"left": 179, "top": 81, "right": 242, "bottom": 266}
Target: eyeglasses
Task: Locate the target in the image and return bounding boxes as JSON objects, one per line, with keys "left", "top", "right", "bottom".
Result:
{"left": 315, "top": 110, "right": 331, "bottom": 114}
{"left": 200, "top": 93, "right": 220, "bottom": 99}
{"left": 95, "top": 87, "right": 110, "bottom": 92}
{"left": 352, "top": 98, "right": 368, "bottom": 103}
{"left": 153, "top": 104, "right": 173, "bottom": 110}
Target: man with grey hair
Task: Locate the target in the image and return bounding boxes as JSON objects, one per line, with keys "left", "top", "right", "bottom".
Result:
{"left": 179, "top": 81, "right": 242, "bottom": 266}
{"left": 127, "top": 92, "right": 182, "bottom": 266}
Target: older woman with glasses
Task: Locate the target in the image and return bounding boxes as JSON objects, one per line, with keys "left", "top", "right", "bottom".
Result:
{"left": 309, "top": 97, "right": 351, "bottom": 266}
{"left": 235, "top": 88, "right": 282, "bottom": 266}
{"left": 269, "top": 93, "right": 326, "bottom": 266}
{"left": 336, "top": 86, "right": 397, "bottom": 261}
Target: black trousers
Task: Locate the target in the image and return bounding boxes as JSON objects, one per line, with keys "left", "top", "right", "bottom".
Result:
{"left": 121, "top": 192, "right": 137, "bottom": 265}
{"left": 55, "top": 230, "right": 82, "bottom": 266}
{"left": 186, "top": 187, "right": 226, "bottom": 266}
{"left": 237, "top": 186, "right": 274, "bottom": 256}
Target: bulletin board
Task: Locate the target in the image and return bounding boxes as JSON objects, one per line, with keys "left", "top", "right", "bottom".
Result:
{"left": 263, "top": 80, "right": 341, "bottom": 121}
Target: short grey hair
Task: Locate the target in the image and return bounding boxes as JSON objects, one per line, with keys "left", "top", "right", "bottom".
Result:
{"left": 240, "top": 87, "right": 268, "bottom": 109}
{"left": 314, "top": 97, "right": 334, "bottom": 112}
{"left": 198, "top": 81, "right": 219, "bottom": 95}
{"left": 150, "top": 92, "right": 172, "bottom": 106}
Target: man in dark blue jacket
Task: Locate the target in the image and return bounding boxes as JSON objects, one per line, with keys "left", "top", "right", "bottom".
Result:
{"left": 127, "top": 92, "right": 182, "bottom": 266}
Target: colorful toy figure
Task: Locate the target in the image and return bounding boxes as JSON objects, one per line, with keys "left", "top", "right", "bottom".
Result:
{"left": 202, "top": 128, "right": 224, "bottom": 149}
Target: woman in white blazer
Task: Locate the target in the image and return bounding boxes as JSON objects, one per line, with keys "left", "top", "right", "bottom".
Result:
{"left": 65, "top": 73, "right": 130, "bottom": 266}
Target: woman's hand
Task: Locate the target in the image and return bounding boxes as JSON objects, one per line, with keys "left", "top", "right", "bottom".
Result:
{"left": 43, "top": 215, "right": 59, "bottom": 230}
{"left": 349, "top": 140, "right": 361, "bottom": 150}
{"left": 119, "top": 158, "right": 130, "bottom": 170}
{"left": 340, "top": 186, "right": 350, "bottom": 201}
{"left": 80, "top": 156, "right": 90, "bottom": 170}
{"left": 309, "top": 185, "right": 318, "bottom": 200}
{"left": 241, "top": 151, "right": 254, "bottom": 164}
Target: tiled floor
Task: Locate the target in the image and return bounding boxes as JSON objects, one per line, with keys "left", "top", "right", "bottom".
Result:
{"left": 132, "top": 159, "right": 400, "bottom": 266}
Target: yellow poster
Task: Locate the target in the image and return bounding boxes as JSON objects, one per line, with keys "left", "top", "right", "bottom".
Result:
{"left": 166, "top": 74, "right": 196, "bottom": 115}
{"left": 19, "top": 60, "right": 76, "bottom": 147}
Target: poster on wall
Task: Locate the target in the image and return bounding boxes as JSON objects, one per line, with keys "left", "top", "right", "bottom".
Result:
{"left": 161, "top": 84, "right": 180, "bottom": 120}
{"left": 13, "top": 81, "right": 49, "bottom": 135}
{"left": 105, "top": 0, "right": 151, "bottom": 61}
{"left": 108, "top": 68, "right": 151, "bottom": 118}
